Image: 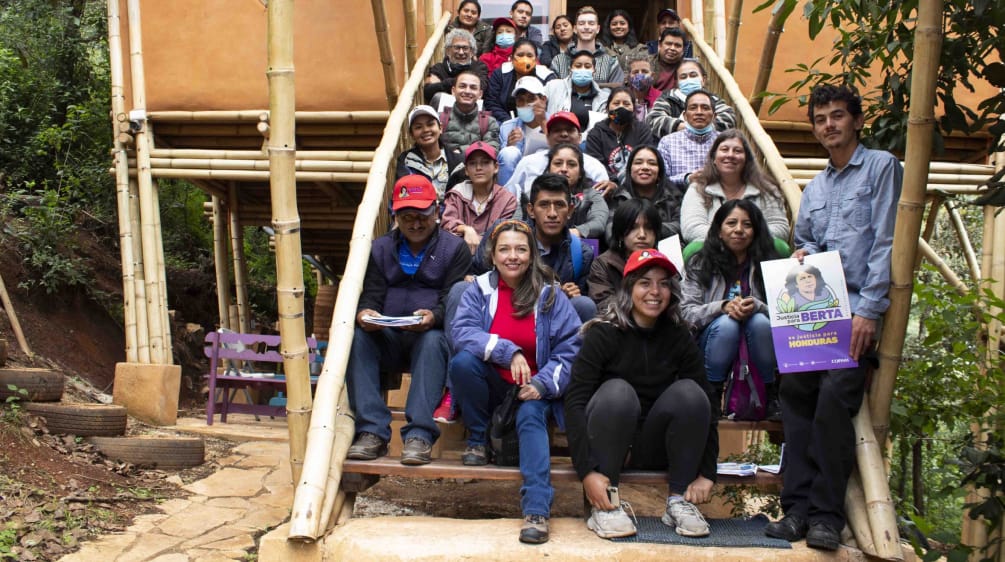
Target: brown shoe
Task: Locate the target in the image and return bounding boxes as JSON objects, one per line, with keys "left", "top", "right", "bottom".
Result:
{"left": 347, "top": 432, "right": 387, "bottom": 460}
{"left": 400, "top": 437, "right": 432, "bottom": 465}
{"left": 519, "top": 514, "right": 549, "bottom": 544}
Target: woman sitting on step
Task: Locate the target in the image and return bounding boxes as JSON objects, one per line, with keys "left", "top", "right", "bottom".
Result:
{"left": 448, "top": 218, "right": 582, "bottom": 545}
{"left": 566, "top": 248, "right": 718, "bottom": 540}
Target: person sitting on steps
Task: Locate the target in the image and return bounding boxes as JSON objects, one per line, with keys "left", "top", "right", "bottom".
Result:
{"left": 588, "top": 198, "right": 660, "bottom": 309}
{"left": 566, "top": 248, "right": 718, "bottom": 539}
{"left": 449, "top": 219, "right": 582, "bottom": 545}
{"left": 346, "top": 175, "right": 472, "bottom": 466}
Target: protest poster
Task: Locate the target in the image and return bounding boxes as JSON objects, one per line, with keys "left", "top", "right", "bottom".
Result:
{"left": 762, "top": 251, "right": 857, "bottom": 373}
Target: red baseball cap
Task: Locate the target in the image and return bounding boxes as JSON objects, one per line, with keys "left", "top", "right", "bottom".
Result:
{"left": 492, "top": 17, "right": 516, "bottom": 29}
{"left": 465, "top": 141, "right": 497, "bottom": 161}
{"left": 392, "top": 175, "right": 438, "bottom": 212}
{"left": 546, "top": 111, "right": 581, "bottom": 132}
{"left": 624, "top": 248, "right": 678, "bottom": 277}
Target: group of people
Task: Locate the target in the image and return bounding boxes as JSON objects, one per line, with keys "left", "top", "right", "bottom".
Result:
{"left": 357, "top": 3, "right": 903, "bottom": 551}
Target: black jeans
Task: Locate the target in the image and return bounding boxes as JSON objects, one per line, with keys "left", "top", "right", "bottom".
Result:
{"left": 584, "top": 378, "right": 710, "bottom": 494}
{"left": 779, "top": 365, "right": 867, "bottom": 530}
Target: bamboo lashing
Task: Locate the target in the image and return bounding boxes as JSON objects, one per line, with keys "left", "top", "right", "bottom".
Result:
{"left": 724, "top": 0, "right": 743, "bottom": 73}
{"left": 211, "top": 196, "right": 232, "bottom": 331}
{"left": 106, "top": 0, "right": 138, "bottom": 363}
{"left": 749, "top": 1, "right": 797, "bottom": 116}
{"left": 228, "top": 184, "right": 251, "bottom": 334}
{"left": 869, "top": 0, "right": 943, "bottom": 449}
{"left": 852, "top": 403, "right": 903, "bottom": 560}
{"left": 0, "top": 271, "right": 31, "bottom": 357}
{"left": 372, "top": 0, "right": 400, "bottom": 108}
{"left": 288, "top": 11, "right": 452, "bottom": 542}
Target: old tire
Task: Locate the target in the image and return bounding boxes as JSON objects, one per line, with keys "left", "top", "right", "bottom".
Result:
{"left": 25, "top": 403, "right": 128, "bottom": 436}
{"left": 0, "top": 368, "right": 64, "bottom": 402}
{"left": 88, "top": 436, "right": 205, "bottom": 469}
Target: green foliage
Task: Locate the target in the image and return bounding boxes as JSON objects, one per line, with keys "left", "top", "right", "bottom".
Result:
{"left": 757, "top": 0, "right": 1005, "bottom": 155}
{"left": 718, "top": 441, "right": 783, "bottom": 518}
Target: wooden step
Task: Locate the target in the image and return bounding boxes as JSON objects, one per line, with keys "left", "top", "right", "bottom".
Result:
{"left": 342, "top": 456, "right": 782, "bottom": 489}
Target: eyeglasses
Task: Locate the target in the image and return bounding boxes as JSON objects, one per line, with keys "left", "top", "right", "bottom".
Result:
{"left": 450, "top": 45, "right": 473, "bottom": 52}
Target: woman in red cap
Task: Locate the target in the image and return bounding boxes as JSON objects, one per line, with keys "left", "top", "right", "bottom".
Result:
{"left": 566, "top": 248, "right": 718, "bottom": 540}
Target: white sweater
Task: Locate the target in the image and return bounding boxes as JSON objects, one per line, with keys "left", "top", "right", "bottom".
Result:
{"left": 680, "top": 182, "right": 790, "bottom": 244}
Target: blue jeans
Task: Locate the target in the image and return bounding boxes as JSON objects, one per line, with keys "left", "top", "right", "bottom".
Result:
{"left": 570, "top": 295, "right": 597, "bottom": 323}
{"left": 498, "top": 146, "right": 522, "bottom": 188}
{"left": 449, "top": 350, "right": 555, "bottom": 517}
{"left": 346, "top": 326, "right": 447, "bottom": 444}
{"left": 699, "top": 312, "right": 776, "bottom": 384}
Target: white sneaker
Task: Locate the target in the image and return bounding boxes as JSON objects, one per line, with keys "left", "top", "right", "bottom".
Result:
{"left": 587, "top": 504, "right": 637, "bottom": 538}
{"left": 661, "top": 496, "right": 710, "bottom": 537}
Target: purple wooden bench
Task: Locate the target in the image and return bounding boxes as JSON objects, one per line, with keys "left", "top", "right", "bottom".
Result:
{"left": 203, "top": 331, "right": 318, "bottom": 425}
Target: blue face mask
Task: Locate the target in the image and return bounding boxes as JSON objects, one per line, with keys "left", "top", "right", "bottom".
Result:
{"left": 495, "top": 33, "right": 515, "bottom": 48}
{"left": 685, "top": 122, "right": 715, "bottom": 136}
{"left": 571, "top": 68, "right": 593, "bottom": 87}
{"left": 516, "top": 105, "right": 536, "bottom": 123}
{"left": 678, "top": 77, "right": 702, "bottom": 96}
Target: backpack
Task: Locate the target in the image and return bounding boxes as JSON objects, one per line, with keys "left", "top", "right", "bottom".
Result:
{"left": 724, "top": 335, "right": 767, "bottom": 421}
{"left": 439, "top": 108, "right": 492, "bottom": 138}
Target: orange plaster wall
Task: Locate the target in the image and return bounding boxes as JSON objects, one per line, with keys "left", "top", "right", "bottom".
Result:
{"left": 117, "top": 0, "right": 433, "bottom": 112}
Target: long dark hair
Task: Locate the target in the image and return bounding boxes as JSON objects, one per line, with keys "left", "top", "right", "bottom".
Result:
{"left": 610, "top": 199, "right": 660, "bottom": 257}
{"left": 599, "top": 9, "right": 639, "bottom": 48}
{"left": 621, "top": 144, "right": 668, "bottom": 192}
{"left": 485, "top": 219, "right": 558, "bottom": 317}
{"left": 691, "top": 129, "right": 782, "bottom": 206}
{"left": 585, "top": 263, "right": 683, "bottom": 333}
{"left": 546, "top": 142, "right": 587, "bottom": 195}
{"left": 687, "top": 199, "right": 778, "bottom": 297}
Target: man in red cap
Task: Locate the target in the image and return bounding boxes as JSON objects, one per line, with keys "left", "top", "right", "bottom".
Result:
{"left": 347, "top": 175, "right": 472, "bottom": 466}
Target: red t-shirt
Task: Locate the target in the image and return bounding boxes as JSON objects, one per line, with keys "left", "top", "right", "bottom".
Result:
{"left": 489, "top": 280, "right": 538, "bottom": 384}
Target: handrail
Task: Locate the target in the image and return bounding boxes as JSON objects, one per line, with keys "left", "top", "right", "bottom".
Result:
{"left": 682, "top": 18, "right": 804, "bottom": 223}
{"left": 287, "top": 11, "right": 453, "bottom": 541}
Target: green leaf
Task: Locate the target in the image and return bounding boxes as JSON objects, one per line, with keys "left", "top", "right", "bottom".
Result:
{"left": 984, "top": 61, "right": 1005, "bottom": 87}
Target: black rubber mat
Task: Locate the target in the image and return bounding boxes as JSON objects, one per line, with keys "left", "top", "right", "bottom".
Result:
{"left": 610, "top": 514, "right": 792, "bottom": 548}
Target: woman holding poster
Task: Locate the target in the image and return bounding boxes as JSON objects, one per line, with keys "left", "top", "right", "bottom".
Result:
{"left": 680, "top": 199, "right": 781, "bottom": 418}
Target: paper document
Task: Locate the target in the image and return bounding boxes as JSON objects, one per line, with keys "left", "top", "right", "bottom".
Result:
{"left": 361, "top": 314, "right": 424, "bottom": 327}
{"left": 716, "top": 462, "right": 758, "bottom": 477}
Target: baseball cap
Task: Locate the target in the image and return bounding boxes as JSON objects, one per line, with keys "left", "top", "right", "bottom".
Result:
{"left": 392, "top": 175, "right": 438, "bottom": 213}
{"left": 623, "top": 248, "right": 678, "bottom": 277}
{"left": 492, "top": 17, "right": 516, "bottom": 29}
{"left": 658, "top": 8, "right": 681, "bottom": 22}
{"left": 513, "top": 76, "right": 545, "bottom": 96}
{"left": 464, "top": 141, "right": 497, "bottom": 161}
{"left": 546, "top": 111, "right": 581, "bottom": 132}
{"left": 407, "top": 105, "right": 439, "bottom": 128}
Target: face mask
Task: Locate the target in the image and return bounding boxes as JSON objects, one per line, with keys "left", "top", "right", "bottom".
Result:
{"left": 571, "top": 68, "right": 593, "bottom": 87}
{"left": 516, "top": 105, "right": 536, "bottom": 123}
{"left": 609, "top": 106, "right": 633, "bottom": 125}
{"left": 496, "top": 33, "right": 515, "bottom": 48}
{"left": 678, "top": 77, "right": 702, "bottom": 96}
{"left": 685, "top": 122, "right": 715, "bottom": 136}
{"left": 630, "top": 73, "right": 653, "bottom": 91}
{"left": 513, "top": 55, "right": 535, "bottom": 75}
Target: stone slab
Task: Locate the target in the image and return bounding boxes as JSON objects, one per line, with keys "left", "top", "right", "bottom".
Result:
{"left": 183, "top": 466, "right": 269, "bottom": 497}
{"left": 172, "top": 415, "right": 290, "bottom": 442}
{"left": 112, "top": 362, "right": 182, "bottom": 426}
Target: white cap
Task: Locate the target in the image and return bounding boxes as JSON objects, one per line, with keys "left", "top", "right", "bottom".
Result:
{"left": 408, "top": 105, "right": 439, "bottom": 127}
{"left": 513, "top": 76, "right": 545, "bottom": 96}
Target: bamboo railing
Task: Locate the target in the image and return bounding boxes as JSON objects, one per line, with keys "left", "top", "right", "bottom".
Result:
{"left": 288, "top": 11, "right": 452, "bottom": 542}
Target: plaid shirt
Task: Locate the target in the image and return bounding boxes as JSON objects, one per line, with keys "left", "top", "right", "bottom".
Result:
{"left": 657, "top": 128, "right": 719, "bottom": 188}
{"left": 549, "top": 43, "right": 624, "bottom": 85}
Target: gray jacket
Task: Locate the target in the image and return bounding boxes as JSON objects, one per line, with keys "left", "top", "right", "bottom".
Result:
{"left": 680, "top": 266, "right": 768, "bottom": 332}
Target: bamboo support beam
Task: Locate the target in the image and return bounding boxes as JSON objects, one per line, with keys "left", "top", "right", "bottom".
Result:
{"left": 870, "top": 0, "right": 942, "bottom": 449}
{"left": 147, "top": 110, "right": 389, "bottom": 123}
{"left": 946, "top": 202, "right": 982, "bottom": 282}
{"left": 914, "top": 195, "right": 942, "bottom": 270}
{"left": 845, "top": 471, "right": 879, "bottom": 556}
{"left": 404, "top": 0, "right": 419, "bottom": 74}
{"left": 151, "top": 171, "right": 173, "bottom": 365}
{"left": 148, "top": 149, "right": 375, "bottom": 161}
{"left": 784, "top": 158, "right": 995, "bottom": 175}
{"left": 712, "top": 0, "right": 726, "bottom": 58}
{"left": 372, "top": 0, "right": 400, "bottom": 108}
{"left": 211, "top": 196, "right": 232, "bottom": 331}
{"left": 317, "top": 388, "right": 353, "bottom": 531}
{"left": 0, "top": 272, "right": 31, "bottom": 357}
{"left": 143, "top": 158, "right": 371, "bottom": 172}
{"left": 723, "top": 0, "right": 743, "bottom": 73}
{"left": 288, "top": 11, "right": 452, "bottom": 542}
{"left": 129, "top": 178, "right": 151, "bottom": 363}
{"left": 228, "top": 184, "right": 251, "bottom": 334}
{"left": 853, "top": 403, "right": 903, "bottom": 560}
{"left": 131, "top": 169, "right": 370, "bottom": 183}
{"left": 749, "top": 1, "right": 795, "bottom": 116}
{"left": 917, "top": 238, "right": 968, "bottom": 295}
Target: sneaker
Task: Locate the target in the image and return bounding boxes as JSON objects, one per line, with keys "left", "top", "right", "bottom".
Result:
{"left": 587, "top": 502, "right": 637, "bottom": 539}
{"left": 432, "top": 390, "right": 456, "bottom": 423}
{"left": 461, "top": 444, "right": 489, "bottom": 466}
{"left": 519, "top": 514, "right": 549, "bottom": 544}
{"left": 661, "top": 496, "right": 710, "bottom": 537}
{"left": 806, "top": 521, "right": 840, "bottom": 551}
{"left": 400, "top": 437, "right": 433, "bottom": 465}
{"left": 346, "top": 432, "right": 387, "bottom": 461}
{"left": 764, "top": 513, "right": 808, "bottom": 542}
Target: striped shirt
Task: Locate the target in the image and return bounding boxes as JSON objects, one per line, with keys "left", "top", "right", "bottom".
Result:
{"left": 549, "top": 43, "right": 624, "bottom": 85}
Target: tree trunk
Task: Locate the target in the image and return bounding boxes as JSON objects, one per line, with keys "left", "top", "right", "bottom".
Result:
{"left": 912, "top": 437, "right": 925, "bottom": 516}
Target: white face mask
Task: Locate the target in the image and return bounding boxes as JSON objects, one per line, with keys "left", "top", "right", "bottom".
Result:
{"left": 516, "top": 105, "right": 535, "bottom": 123}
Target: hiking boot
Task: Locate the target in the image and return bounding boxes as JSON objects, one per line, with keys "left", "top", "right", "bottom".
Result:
{"left": 661, "top": 496, "right": 710, "bottom": 537}
{"left": 519, "top": 514, "right": 549, "bottom": 544}
{"left": 432, "top": 390, "right": 456, "bottom": 423}
{"left": 347, "top": 432, "right": 387, "bottom": 461}
{"left": 400, "top": 437, "right": 433, "bottom": 465}
{"left": 764, "top": 513, "right": 808, "bottom": 541}
{"left": 806, "top": 521, "right": 841, "bottom": 551}
{"left": 461, "top": 444, "right": 489, "bottom": 466}
{"left": 765, "top": 381, "right": 782, "bottom": 421}
{"left": 587, "top": 503, "right": 637, "bottom": 538}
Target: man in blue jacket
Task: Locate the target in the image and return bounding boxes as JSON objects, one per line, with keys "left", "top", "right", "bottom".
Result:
{"left": 347, "top": 175, "right": 472, "bottom": 465}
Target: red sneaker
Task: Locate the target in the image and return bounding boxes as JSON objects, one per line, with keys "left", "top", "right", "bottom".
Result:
{"left": 432, "top": 390, "right": 456, "bottom": 423}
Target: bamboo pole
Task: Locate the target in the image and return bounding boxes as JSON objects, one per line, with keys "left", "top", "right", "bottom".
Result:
{"left": 853, "top": 403, "right": 903, "bottom": 560}
{"left": 0, "top": 272, "right": 31, "bottom": 357}
{"left": 107, "top": 0, "right": 138, "bottom": 363}
{"left": 129, "top": 178, "right": 151, "bottom": 363}
{"left": 147, "top": 110, "right": 389, "bottom": 123}
{"left": 690, "top": 0, "right": 704, "bottom": 41}
{"left": 372, "top": 0, "right": 400, "bottom": 108}
{"left": 267, "top": 0, "right": 314, "bottom": 487}
{"left": 845, "top": 471, "right": 879, "bottom": 556}
{"left": 917, "top": 238, "right": 969, "bottom": 295}
{"left": 317, "top": 388, "right": 354, "bottom": 531}
{"left": 425, "top": 0, "right": 441, "bottom": 63}
{"left": 404, "top": 0, "right": 419, "bottom": 75}
{"left": 869, "top": 0, "right": 943, "bottom": 448}
{"left": 784, "top": 158, "right": 995, "bottom": 175}
{"left": 724, "top": 0, "right": 743, "bottom": 73}
{"left": 212, "top": 196, "right": 232, "bottom": 331}
{"left": 914, "top": 196, "right": 942, "bottom": 270}
{"left": 149, "top": 149, "right": 375, "bottom": 161}
{"left": 143, "top": 158, "right": 371, "bottom": 172}
{"left": 130, "top": 169, "right": 370, "bottom": 183}
{"left": 126, "top": 0, "right": 168, "bottom": 364}
{"left": 946, "top": 202, "right": 981, "bottom": 282}
{"left": 712, "top": 0, "right": 726, "bottom": 58}
{"left": 152, "top": 173, "right": 173, "bottom": 364}
{"left": 749, "top": 1, "right": 797, "bottom": 116}
{"left": 228, "top": 184, "right": 251, "bottom": 334}
{"left": 288, "top": 11, "right": 452, "bottom": 541}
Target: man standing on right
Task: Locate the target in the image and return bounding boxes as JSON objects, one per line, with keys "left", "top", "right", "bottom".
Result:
{"left": 765, "top": 84, "right": 902, "bottom": 550}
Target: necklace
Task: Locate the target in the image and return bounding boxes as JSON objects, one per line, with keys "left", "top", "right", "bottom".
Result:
{"left": 472, "top": 191, "right": 490, "bottom": 214}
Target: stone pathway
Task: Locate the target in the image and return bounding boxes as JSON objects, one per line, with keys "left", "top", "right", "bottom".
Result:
{"left": 59, "top": 440, "right": 293, "bottom": 562}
